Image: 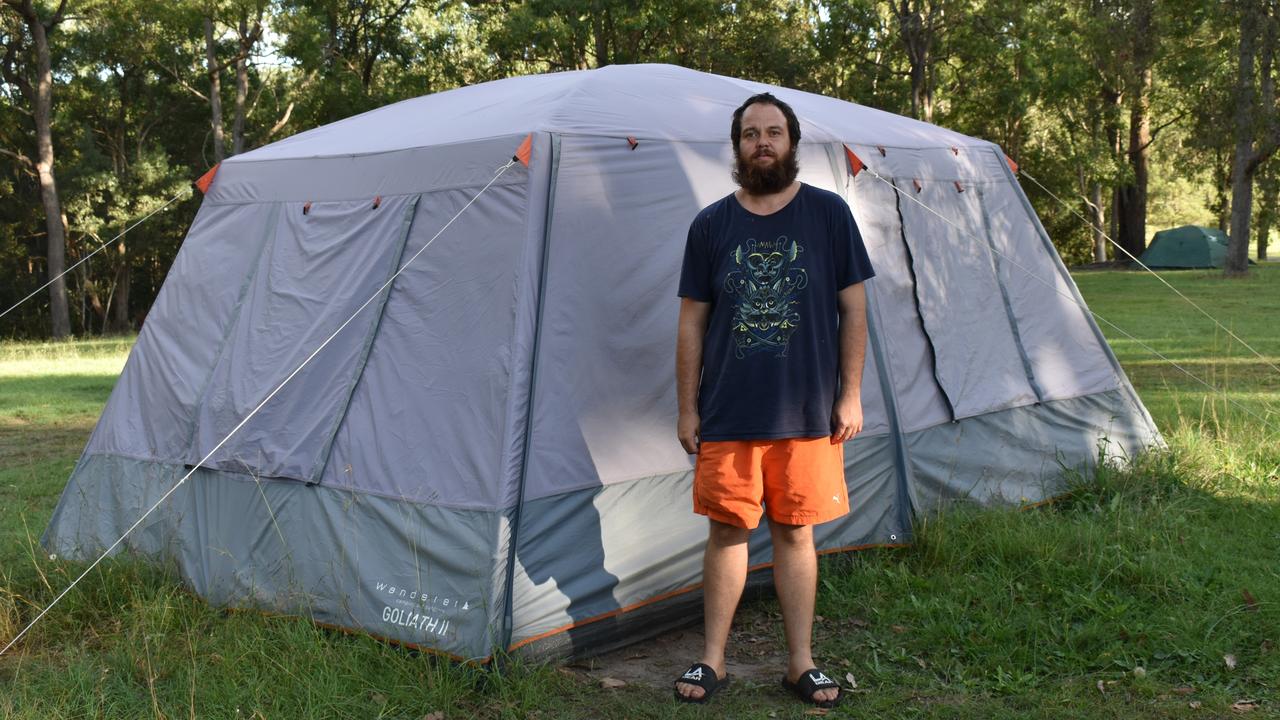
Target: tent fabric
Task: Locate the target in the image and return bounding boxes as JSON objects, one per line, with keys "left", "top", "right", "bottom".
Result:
{"left": 1139, "top": 225, "right": 1230, "bottom": 268}
{"left": 43, "top": 64, "right": 1161, "bottom": 661}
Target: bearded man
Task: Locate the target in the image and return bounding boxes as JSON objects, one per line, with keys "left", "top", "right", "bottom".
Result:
{"left": 672, "top": 93, "right": 874, "bottom": 708}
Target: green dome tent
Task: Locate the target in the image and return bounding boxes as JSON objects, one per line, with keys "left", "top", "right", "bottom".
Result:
{"left": 1138, "top": 225, "right": 1230, "bottom": 268}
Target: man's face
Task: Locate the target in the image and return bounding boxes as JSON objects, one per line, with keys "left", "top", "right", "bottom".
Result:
{"left": 734, "top": 102, "right": 799, "bottom": 195}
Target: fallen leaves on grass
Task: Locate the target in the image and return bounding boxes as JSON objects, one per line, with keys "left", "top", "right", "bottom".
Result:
{"left": 803, "top": 709, "right": 829, "bottom": 716}
{"left": 1224, "top": 654, "right": 1238, "bottom": 670}
{"left": 1242, "top": 588, "right": 1259, "bottom": 611}
{"left": 1232, "top": 700, "right": 1258, "bottom": 713}
{"left": 421, "top": 712, "right": 444, "bottom": 720}
{"left": 600, "top": 677, "right": 626, "bottom": 689}
{"left": 1172, "top": 686, "right": 1195, "bottom": 695}
{"left": 1189, "top": 701, "right": 1202, "bottom": 709}
{"left": 845, "top": 672, "right": 858, "bottom": 689}
{"left": 1133, "top": 666, "right": 1146, "bottom": 678}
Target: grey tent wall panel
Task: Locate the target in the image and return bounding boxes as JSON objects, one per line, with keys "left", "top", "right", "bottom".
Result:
{"left": 84, "top": 203, "right": 280, "bottom": 462}
{"left": 42, "top": 454, "right": 506, "bottom": 660}
{"left": 179, "top": 204, "right": 281, "bottom": 457}
{"left": 188, "top": 195, "right": 426, "bottom": 482}
{"left": 905, "top": 389, "right": 1159, "bottom": 511}
{"left": 846, "top": 170, "right": 953, "bottom": 433}
{"left": 894, "top": 182, "right": 1039, "bottom": 419}
{"left": 318, "top": 183, "right": 534, "bottom": 509}
{"left": 508, "top": 431, "right": 907, "bottom": 657}
{"left": 973, "top": 183, "right": 1045, "bottom": 403}
{"left": 990, "top": 148, "right": 1160, "bottom": 441}
{"left": 309, "top": 196, "right": 421, "bottom": 484}
{"left": 979, "top": 172, "right": 1121, "bottom": 402}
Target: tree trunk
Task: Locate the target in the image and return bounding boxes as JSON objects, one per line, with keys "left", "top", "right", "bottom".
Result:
{"left": 24, "top": 5, "right": 70, "bottom": 338}
{"left": 1117, "top": 66, "right": 1152, "bottom": 259}
{"left": 1116, "top": 2, "right": 1154, "bottom": 261}
{"left": 896, "top": 0, "right": 933, "bottom": 122}
{"left": 1225, "top": 0, "right": 1276, "bottom": 276}
{"left": 1257, "top": 167, "right": 1277, "bottom": 260}
{"left": 205, "top": 16, "right": 225, "bottom": 163}
{"left": 1091, "top": 182, "right": 1107, "bottom": 262}
{"left": 592, "top": 7, "right": 609, "bottom": 67}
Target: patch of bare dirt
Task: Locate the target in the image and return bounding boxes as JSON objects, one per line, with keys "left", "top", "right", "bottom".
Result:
{"left": 569, "top": 605, "right": 791, "bottom": 690}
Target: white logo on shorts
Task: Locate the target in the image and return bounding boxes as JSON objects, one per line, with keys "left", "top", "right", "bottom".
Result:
{"left": 833, "top": 495, "right": 841, "bottom": 503}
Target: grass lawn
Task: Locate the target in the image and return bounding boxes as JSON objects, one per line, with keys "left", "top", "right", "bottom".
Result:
{"left": 1, "top": 266, "right": 1278, "bottom": 719}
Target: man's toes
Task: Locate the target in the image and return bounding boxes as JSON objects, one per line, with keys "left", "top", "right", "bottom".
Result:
{"left": 676, "top": 682, "right": 705, "bottom": 699}
{"left": 814, "top": 687, "right": 837, "bottom": 702}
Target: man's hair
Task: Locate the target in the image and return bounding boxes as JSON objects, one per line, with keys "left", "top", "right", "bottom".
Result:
{"left": 730, "top": 92, "right": 801, "bottom": 149}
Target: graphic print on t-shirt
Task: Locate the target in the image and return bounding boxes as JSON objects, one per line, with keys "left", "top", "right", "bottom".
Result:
{"left": 723, "top": 235, "right": 808, "bottom": 358}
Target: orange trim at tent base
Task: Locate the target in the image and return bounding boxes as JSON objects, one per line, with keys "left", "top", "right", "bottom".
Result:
{"left": 194, "top": 163, "right": 220, "bottom": 194}
{"left": 1005, "top": 154, "right": 1019, "bottom": 173}
{"left": 506, "top": 540, "right": 910, "bottom": 652}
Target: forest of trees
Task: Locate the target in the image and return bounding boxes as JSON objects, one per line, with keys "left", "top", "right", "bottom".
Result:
{"left": 2, "top": 0, "right": 1277, "bottom": 339}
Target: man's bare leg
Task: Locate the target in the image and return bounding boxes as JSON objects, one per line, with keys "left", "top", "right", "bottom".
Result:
{"left": 769, "top": 520, "right": 838, "bottom": 704}
{"left": 675, "top": 519, "right": 749, "bottom": 700}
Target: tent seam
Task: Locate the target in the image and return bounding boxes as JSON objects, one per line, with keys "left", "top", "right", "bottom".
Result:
{"left": 501, "top": 133, "right": 561, "bottom": 651}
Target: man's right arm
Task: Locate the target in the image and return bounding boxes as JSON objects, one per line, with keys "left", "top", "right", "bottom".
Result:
{"left": 676, "top": 298, "right": 711, "bottom": 454}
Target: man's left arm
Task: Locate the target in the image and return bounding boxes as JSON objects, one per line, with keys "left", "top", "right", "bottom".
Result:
{"left": 831, "top": 282, "right": 868, "bottom": 444}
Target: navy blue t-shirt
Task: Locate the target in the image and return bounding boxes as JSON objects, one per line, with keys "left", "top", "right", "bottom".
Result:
{"left": 678, "top": 183, "right": 875, "bottom": 441}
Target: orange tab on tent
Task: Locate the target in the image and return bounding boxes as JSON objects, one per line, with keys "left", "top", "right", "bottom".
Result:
{"left": 950, "top": 146, "right": 959, "bottom": 156}
{"left": 912, "top": 178, "right": 922, "bottom": 193}
{"left": 876, "top": 145, "right": 886, "bottom": 157}
{"left": 194, "top": 163, "right": 220, "bottom": 194}
{"left": 843, "top": 145, "right": 865, "bottom": 177}
{"left": 626, "top": 136, "right": 639, "bottom": 150}
{"left": 513, "top": 133, "right": 533, "bottom": 167}
{"left": 1005, "top": 154, "right": 1019, "bottom": 173}
{"left": 953, "top": 180, "right": 965, "bottom": 193}
{"left": 303, "top": 201, "right": 312, "bottom": 215}
{"left": 372, "top": 195, "right": 382, "bottom": 210}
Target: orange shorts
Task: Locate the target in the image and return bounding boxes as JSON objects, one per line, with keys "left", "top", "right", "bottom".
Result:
{"left": 693, "top": 437, "right": 848, "bottom": 529}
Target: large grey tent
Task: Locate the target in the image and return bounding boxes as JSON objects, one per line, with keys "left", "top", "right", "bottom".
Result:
{"left": 43, "top": 64, "right": 1161, "bottom": 661}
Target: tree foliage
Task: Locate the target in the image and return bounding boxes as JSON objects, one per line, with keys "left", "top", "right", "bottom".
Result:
{"left": 0, "top": 0, "right": 1266, "bottom": 338}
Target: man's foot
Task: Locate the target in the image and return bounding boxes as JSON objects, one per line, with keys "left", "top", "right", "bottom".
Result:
{"left": 674, "top": 662, "right": 729, "bottom": 704}
{"left": 782, "top": 667, "right": 842, "bottom": 708}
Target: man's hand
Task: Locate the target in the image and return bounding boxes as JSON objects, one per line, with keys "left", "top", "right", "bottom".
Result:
{"left": 830, "top": 393, "right": 863, "bottom": 444}
{"left": 678, "top": 411, "right": 701, "bottom": 454}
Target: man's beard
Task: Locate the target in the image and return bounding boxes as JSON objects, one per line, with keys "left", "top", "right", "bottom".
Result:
{"left": 733, "top": 146, "right": 800, "bottom": 195}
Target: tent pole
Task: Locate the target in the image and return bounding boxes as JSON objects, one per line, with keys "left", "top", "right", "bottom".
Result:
{"left": 501, "top": 133, "right": 562, "bottom": 652}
